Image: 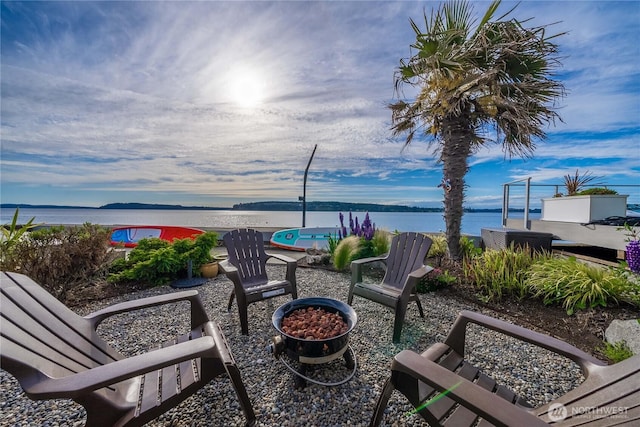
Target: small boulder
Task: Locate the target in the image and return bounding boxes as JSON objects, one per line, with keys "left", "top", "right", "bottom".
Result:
{"left": 305, "top": 248, "right": 331, "bottom": 266}
{"left": 605, "top": 319, "right": 640, "bottom": 355}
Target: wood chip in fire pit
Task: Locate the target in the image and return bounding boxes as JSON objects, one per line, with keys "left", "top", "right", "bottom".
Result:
{"left": 281, "top": 307, "right": 348, "bottom": 340}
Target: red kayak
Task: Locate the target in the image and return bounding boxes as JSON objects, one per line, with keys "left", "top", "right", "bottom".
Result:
{"left": 110, "top": 226, "right": 205, "bottom": 248}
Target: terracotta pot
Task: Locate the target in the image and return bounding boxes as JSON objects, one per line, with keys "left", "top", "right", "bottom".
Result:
{"left": 200, "top": 261, "right": 219, "bottom": 278}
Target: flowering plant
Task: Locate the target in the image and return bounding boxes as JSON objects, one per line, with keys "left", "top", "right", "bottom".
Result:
{"left": 338, "top": 211, "right": 375, "bottom": 240}
{"left": 332, "top": 212, "right": 389, "bottom": 270}
{"left": 618, "top": 223, "right": 640, "bottom": 274}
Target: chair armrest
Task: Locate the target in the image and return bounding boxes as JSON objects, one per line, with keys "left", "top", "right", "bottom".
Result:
{"left": 408, "top": 264, "right": 434, "bottom": 280}
{"left": 84, "top": 290, "right": 209, "bottom": 330}
{"left": 445, "top": 310, "right": 606, "bottom": 375}
{"left": 219, "top": 259, "right": 237, "bottom": 274}
{"left": 351, "top": 254, "right": 388, "bottom": 267}
{"left": 205, "top": 321, "right": 235, "bottom": 367}
{"left": 267, "top": 252, "right": 297, "bottom": 285}
{"left": 392, "top": 350, "right": 549, "bottom": 427}
{"left": 27, "top": 335, "right": 217, "bottom": 399}
{"left": 350, "top": 254, "right": 388, "bottom": 284}
{"left": 266, "top": 252, "right": 297, "bottom": 265}
{"left": 401, "top": 265, "right": 435, "bottom": 298}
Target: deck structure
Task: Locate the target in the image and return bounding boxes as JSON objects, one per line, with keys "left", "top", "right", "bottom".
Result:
{"left": 501, "top": 178, "right": 639, "bottom": 254}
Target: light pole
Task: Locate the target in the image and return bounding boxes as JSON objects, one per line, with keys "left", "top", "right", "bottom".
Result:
{"left": 300, "top": 144, "right": 318, "bottom": 228}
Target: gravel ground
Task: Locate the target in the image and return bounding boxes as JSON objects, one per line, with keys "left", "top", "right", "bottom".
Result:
{"left": 0, "top": 264, "right": 583, "bottom": 426}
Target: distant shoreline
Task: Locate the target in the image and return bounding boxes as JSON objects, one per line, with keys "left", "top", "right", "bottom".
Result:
{"left": 0, "top": 201, "right": 541, "bottom": 213}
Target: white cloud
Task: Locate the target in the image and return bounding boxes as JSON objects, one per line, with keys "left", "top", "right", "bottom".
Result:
{"left": 1, "top": 1, "right": 638, "bottom": 208}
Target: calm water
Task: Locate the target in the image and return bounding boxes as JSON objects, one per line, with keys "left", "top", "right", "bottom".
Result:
{"left": 0, "top": 208, "right": 539, "bottom": 236}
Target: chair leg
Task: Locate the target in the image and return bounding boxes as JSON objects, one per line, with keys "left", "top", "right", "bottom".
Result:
{"left": 227, "top": 291, "right": 235, "bottom": 311}
{"left": 414, "top": 295, "right": 424, "bottom": 318}
{"left": 369, "top": 377, "right": 395, "bottom": 427}
{"left": 347, "top": 286, "right": 355, "bottom": 305}
{"left": 238, "top": 301, "right": 249, "bottom": 335}
{"left": 393, "top": 303, "right": 408, "bottom": 343}
{"left": 225, "top": 363, "right": 257, "bottom": 426}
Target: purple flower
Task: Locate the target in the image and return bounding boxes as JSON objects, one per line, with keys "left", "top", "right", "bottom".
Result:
{"left": 337, "top": 211, "right": 377, "bottom": 241}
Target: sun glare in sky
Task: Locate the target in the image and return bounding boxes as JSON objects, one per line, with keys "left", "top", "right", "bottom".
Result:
{"left": 228, "top": 68, "right": 265, "bottom": 108}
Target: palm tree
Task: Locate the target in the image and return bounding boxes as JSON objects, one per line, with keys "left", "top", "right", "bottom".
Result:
{"left": 390, "top": 0, "right": 565, "bottom": 260}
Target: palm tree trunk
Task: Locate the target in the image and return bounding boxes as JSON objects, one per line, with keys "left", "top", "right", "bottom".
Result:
{"left": 441, "top": 116, "right": 473, "bottom": 260}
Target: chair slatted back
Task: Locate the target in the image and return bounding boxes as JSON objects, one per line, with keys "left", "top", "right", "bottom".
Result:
{"left": 1, "top": 271, "right": 122, "bottom": 394}
{"left": 223, "top": 229, "right": 269, "bottom": 286}
{"left": 383, "top": 232, "right": 432, "bottom": 289}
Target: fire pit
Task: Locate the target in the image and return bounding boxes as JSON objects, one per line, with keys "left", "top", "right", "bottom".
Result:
{"left": 269, "top": 297, "right": 357, "bottom": 388}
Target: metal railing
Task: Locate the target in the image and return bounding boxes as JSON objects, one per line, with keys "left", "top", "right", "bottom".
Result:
{"left": 502, "top": 178, "right": 640, "bottom": 230}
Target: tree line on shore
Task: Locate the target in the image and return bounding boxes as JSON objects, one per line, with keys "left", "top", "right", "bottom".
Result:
{"left": 0, "top": 201, "right": 542, "bottom": 213}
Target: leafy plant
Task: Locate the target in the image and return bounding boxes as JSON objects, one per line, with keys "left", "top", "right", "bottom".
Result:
{"left": 426, "top": 234, "right": 448, "bottom": 265}
{"left": 109, "top": 231, "right": 218, "bottom": 286}
{"left": 459, "top": 235, "right": 482, "bottom": 259}
{"left": 326, "top": 232, "right": 340, "bottom": 257}
{"left": 417, "top": 267, "right": 457, "bottom": 293}
{"left": 464, "top": 246, "right": 545, "bottom": 302}
{"left": 562, "top": 169, "right": 600, "bottom": 196}
{"left": 0, "top": 208, "right": 41, "bottom": 269}
{"left": 599, "top": 340, "right": 633, "bottom": 363}
{"left": 527, "top": 256, "right": 636, "bottom": 315}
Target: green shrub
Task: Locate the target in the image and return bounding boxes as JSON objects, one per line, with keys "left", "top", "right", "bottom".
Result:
{"left": 464, "top": 246, "right": 544, "bottom": 302}
{"left": 424, "top": 234, "right": 480, "bottom": 267}
{"left": 7, "top": 223, "right": 117, "bottom": 302}
{"left": 364, "top": 229, "right": 390, "bottom": 258}
{"left": 527, "top": 256, "right": 635, "bottom": 315}
{"left": 426, "top": 234, "right": 447, "bottom": 265}
{"left": 109, "top": 231, "right": 218, "bottom": 286}
{"left": 417, "top": 268, "right": 457, "bottom": 293}
{"left": 599, "top": 340, "right": 633, "bottom": 363}
{"left": 577, "top": 187, "right": 618, "bottom": 195}
{"left": 460, "top": 235, "right": 482, "bottom": 260}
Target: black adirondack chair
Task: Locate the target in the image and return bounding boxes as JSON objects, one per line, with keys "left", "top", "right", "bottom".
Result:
{"left": 0, "top": 271, "right": 256, "bottom": 426}
{"left": 371, "top": 310, "right": 640, "bottom": 426}
{"left": 348, "top": 232, "right": 433, "bottom": 342}
{"left": 220, "top": 228, "right": 298, "bottom": 335}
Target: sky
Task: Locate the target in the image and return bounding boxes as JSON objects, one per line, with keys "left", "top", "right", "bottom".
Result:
{"left": 1, "top": 0, "right": 639, "bottom": 210}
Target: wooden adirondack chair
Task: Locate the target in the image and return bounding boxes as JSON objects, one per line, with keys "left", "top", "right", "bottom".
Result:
{"left": 348, "top": 232, "right": 433, "bottom": 342}
{"left": 0, "top": 271, "right": 256, "bottom": 427}
{"left": 220, "top": 228, "right": 298, "bottom": 335}
{"left": 371, "top": 310, "right": 640, "bottom": 426}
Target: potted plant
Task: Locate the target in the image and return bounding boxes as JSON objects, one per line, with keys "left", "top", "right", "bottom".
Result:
{"left": 108, "top": 231, "right": 219, "bottom": 286}
{"left": 199, "top": 261, "right": 218, "bottom": 278}
{"left": 541, "top": 170, "right": 628, "bottom": 223}
{"left": 560, "top": 169, "right": 598, "bottom": 196}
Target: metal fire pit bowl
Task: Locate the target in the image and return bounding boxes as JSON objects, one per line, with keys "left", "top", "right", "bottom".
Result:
{"left": 269, "top": 297, "right": 358, "bottom": 387}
